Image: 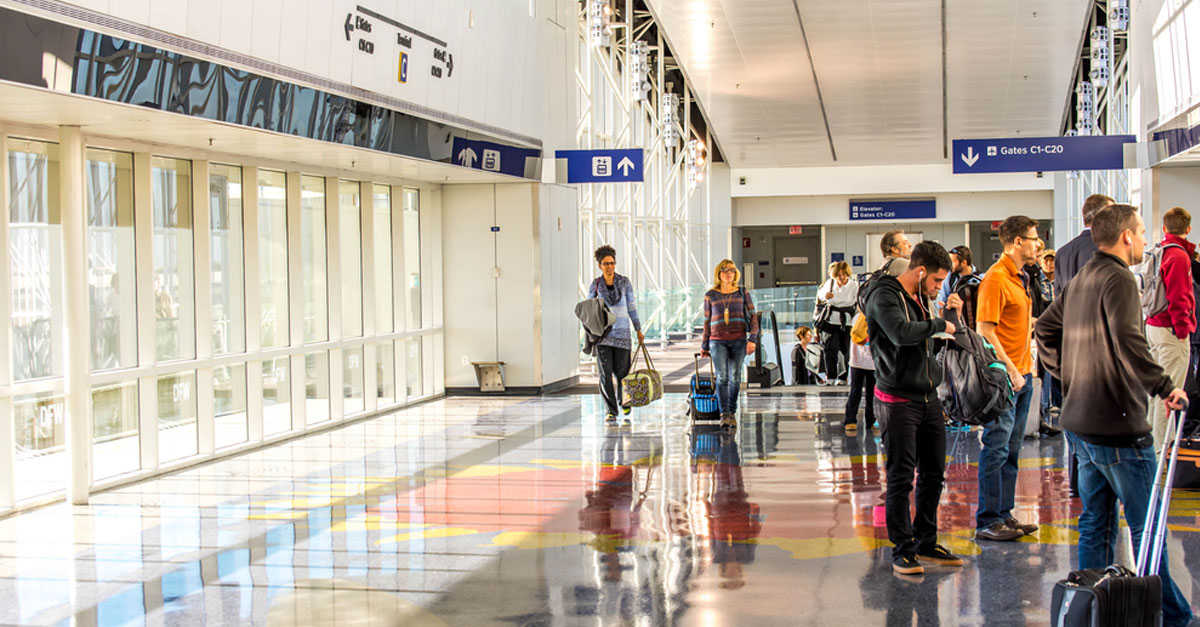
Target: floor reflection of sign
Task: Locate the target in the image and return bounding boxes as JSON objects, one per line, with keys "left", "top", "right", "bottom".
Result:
{"left": 782, "top": 257, "right": 808, "bottom": 265}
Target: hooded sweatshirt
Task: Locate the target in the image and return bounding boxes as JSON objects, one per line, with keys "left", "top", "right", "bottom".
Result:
{"left": 863, "top": 274, "right": 949, "bottom": 403}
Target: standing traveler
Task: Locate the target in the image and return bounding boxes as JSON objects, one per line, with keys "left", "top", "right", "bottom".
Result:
{"left": 843, "top": 312, "right": 877, "bottom": 434}
{"left": 1035, "top": 204, "right": 1193, "bottom": 627}
{"left": 862, "top": 240, "right": 965, "bottom": 575}
{"left": 791, "top": 326, "right": 818, "bottom": 385}
{"left": 1054, "top": 194, "right": 1114, "bottom": 294}
{"left": 1145, "top": 207, "right": 1196, "bottom": 453}
{"left": 816, "top": 261, "right": 858, "bottom": 383}
{"left": 587, "top": 245, "right": 644, "bottom": 424}
{"left": 701, "top": 259, "right": 760, "bottom": 429}
{"left": 974, "top": 216, "right": 1040, "bottom": 542}
{"left": 937, "top": 245, "right": 979, "bottom": 310}
{"left": 1036, "top": 248, "right": 1063, "bottom": 432}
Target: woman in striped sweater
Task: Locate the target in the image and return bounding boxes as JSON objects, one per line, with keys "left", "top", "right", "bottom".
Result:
{"left": 701, "top": 259, "right": 759, "bottom": 428}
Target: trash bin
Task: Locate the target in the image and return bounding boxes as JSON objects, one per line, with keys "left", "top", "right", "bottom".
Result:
{"left": 470, "top": 361, "right": 506, "bottom": 392}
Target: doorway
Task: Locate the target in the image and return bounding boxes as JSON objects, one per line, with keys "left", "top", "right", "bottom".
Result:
{"left": 773, "top": 235, "right": 822, "bottom": 286}
{"left": 866, "top": 232, "right": 923, "bottom": 271}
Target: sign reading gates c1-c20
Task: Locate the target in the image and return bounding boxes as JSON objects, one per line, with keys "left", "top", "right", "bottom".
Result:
{"left": 849, "top": 200, "right": 936, "bottom": 221}
{"left": 343, "top": 5, "right": 455, "bottom": 86}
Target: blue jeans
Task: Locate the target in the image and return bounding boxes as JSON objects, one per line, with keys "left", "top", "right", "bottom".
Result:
{"left": 1040, "top": 372, "right": 1062, "bottom": 415}
{"left": 976, "top": 373, "right": 1033, "bottom": 529}
{"left": 709, "top": 340, "right": 747, "bottom": 414}
{"left": 1068, "top": 433, "right": 1194, "bottom": 627}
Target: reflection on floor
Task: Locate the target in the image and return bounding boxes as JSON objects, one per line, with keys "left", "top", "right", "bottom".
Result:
{"left": 2, "top": 391, "right": 1198, "bottom": 625}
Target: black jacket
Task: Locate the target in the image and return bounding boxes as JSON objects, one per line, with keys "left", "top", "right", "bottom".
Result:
{"left": 863, "top": 275, "right": 949, "bottom": 403}
{"left": 1053, "top": 229, "right": 1097, "bottom": 294}
{"left": 1035, "top": 251, "right": 1174, "bottom": 447}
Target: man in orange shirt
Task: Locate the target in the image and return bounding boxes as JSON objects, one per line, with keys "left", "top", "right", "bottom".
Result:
{"left": 974, "top": 215, "right": 1040, "bottom": 542}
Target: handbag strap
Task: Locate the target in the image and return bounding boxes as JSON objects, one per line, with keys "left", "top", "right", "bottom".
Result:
{"left": 638, "top": 342, "right": 656, "bottom": 371}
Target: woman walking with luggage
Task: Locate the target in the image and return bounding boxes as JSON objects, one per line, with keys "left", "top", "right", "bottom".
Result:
{"left": 701, "top": 260, "right": 759, "bottom": 429}
{"left": 816, "top": 262, "right": 858, "bottom": 383}
{"left": 588, "top": 245, "right": 644, "bottom": 424}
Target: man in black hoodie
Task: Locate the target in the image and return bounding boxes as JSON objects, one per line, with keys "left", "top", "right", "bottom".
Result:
{"left": 864, "top": 241, "right": 964, "bottom": 576}
{"left": 1035, "top": 204, "right": 1193, "bottom": 627}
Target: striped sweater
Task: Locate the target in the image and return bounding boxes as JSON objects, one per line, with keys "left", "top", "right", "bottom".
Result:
{"left": 701, "top": 288, "right": 760, "bottom": 352}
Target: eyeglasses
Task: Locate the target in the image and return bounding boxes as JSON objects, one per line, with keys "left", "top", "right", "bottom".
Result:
{"left": 720, "top": 268, "right": 737, "bottom": 274}
{"left": 599, "top": 261, "right": 616, "bottom": 267}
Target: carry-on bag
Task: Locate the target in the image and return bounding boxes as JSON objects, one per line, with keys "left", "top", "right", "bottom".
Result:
{"left": 688, "top": 353, "right": 720, "bottom": 421}
{"left": 621, "top": 343, "right": 662, "bottom": 408}
{"left": 1049, "top": 407, "right": 1190, "bottom": 626}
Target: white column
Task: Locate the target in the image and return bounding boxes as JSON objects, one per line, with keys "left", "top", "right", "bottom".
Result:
{"left": 361, "top": 182, "right": 378, "bottom": 413}
{"left": 325, "top": 176, "right": 343, "bottom": 422}
{"left": 242, "top": 167, "right": 263, "bottom": 442}
{"left": 0, "top": 128, "right": 13, "bottom": 508}
{"left": 192, "top": 160, "right": 214, "bottom": 455}
{"left": 286, "top": 172, "right": 303, "bottom": 429}
{"left": 60, "top": 126, "right": 91, "bottom": 504}
{"left": 134, "top": 151, "right": 157, "bottom": 470}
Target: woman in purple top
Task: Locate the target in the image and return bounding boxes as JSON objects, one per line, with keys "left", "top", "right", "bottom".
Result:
{"left": 701, "top": 259, "right": 759, "bottom": 428}
{"left": 587, "top": 245, "right": 644, "bottom": 423}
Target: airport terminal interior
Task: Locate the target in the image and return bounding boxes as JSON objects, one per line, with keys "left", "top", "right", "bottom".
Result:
{"left": 2, "top": 0, "right": 1200, "bottom": 624}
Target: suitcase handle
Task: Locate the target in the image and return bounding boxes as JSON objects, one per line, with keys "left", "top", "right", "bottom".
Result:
{"left": 694, "top": 352, "right": 715, "bottom": 379}
{"left": 1137, "top": 404, "right": 1189, "bottom": 577}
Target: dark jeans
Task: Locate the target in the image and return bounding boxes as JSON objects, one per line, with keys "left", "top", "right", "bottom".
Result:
{"left": 823, "top": 326, "right": 850, "bottom": 380}
{"left": 976, "top": 373, "right": 1033, "bottom": 529}
{"left": 878, "top": 396, "right": 946, "bottom": 556}
{"left": 844, "top": 367, "right": 876, "bottom": 428}
{"left": 1068, "top": 433, "right": 1194, "bottom": 627}
{"left": 1039, "top": 370, "right": 1062, "bottom": 416}
{"left": 710, "top": 339, "right": 747, "bottom": 414}
{"left": 596, "top": 345, "right": 631, "bottom": 415}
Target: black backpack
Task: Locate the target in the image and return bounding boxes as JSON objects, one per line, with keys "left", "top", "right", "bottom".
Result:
{"left": 952, "top": 273, "right": 983, "bottom": 332}
{"left": 856, "top": 257, "right": 901, "bottom": 314}
{"left": 937, "top": 327, "right": 1013, "bottom": 425}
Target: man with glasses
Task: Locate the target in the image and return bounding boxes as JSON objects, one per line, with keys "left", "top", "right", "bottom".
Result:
{"left": 974, "top": 216, "right": 1040, "bottom": 542}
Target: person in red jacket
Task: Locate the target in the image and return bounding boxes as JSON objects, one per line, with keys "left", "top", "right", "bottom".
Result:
{"left": 1146, "top": 207, "right": 1196, "bottom": 453}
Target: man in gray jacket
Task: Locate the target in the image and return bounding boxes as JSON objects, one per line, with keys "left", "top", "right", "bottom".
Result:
{"left": 1035, "top": 204, "right": 1192, "bottom": 627}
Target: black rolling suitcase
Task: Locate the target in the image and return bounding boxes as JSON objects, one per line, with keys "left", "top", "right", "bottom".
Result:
{"left": 687, "top": 353, "right": 719, "bottom": 421}
{"left": 1049, "top": 407, "right": 1190, "bottom": 626}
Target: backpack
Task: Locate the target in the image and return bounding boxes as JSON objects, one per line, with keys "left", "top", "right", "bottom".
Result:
{"left": 953, "top": 274, "right": 983, "bottom": 332}
{"left": 936, "top": 327, "right": 1014, "bottom": 425}
{"left": 856, "top": 257, "right": 901, "bottom": 314}
{"left": 1134, "top": 242, "right": 1184, "bottom": 318}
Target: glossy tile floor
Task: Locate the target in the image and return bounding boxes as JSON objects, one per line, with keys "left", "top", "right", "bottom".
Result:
{"left": 3, "top": 391, "right": 1200, "bottom": 626}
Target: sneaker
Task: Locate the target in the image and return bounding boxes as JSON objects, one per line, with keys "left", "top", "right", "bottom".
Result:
{"left": 892, "top": 552, "right": 924, "bottom": 575}
{"left": 719, "top": 413, "right": 737, "bottom": 429}
{"left": 604, "top": 413, "right": 617, "bottom": 424}
{"left": 915, "top": 544, "right": 964, "bottom": 566}
{"left": 1004, "top": 516, "right": 1039, "bottom": 535}
{"left": 622, "top": 406, "right": 632, "bottom": 416}
{"left": 844, "top": 422, "right": 858, "bottom": 434}
{"left": 1038, "top": 421, "right": 1063, "bottom": 438}
{"left": 975, "top": 521, "right": 1024, "bottom": 542}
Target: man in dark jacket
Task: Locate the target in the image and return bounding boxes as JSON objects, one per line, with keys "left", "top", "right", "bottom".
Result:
{"left": 864, "top": 241, "right": 964, "bottom": 577}
{"left": 1035, "top": 204, "right": 1192, "bottom": 627}
{"left": 1053, "top": 193, "right": 1113, "bottom": 294}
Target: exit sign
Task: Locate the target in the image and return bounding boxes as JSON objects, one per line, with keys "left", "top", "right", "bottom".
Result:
{"left": 789, "top": 226, "right": 803, "bottom": 235}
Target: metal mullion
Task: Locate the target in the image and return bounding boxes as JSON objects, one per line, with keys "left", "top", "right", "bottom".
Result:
{"left": 391, "top": 185, "right": 408, "bottom": 403}
{"left": 285, "top": 172, "right": 303, "bottom": 429}
{"left": 133, "top": 151, "right": 156, "bottom": 472}
{"left": 242, "top": 166, "right": 263, "bottom": 442}
{"left": 192, "top": 160, "right": 214, "bottom": 456}
{"left": 0, "top": 130, "right": 9, "bottom": 505}
{"left": 324, "top": 176, "right": 343, "bottom": 423}
{"left": 360, "top": 181, "right": 377, "bottom": 415}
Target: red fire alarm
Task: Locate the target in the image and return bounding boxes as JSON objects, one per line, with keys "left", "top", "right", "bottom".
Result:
{"left": 742, "top": 237, "right": 752, "bottom": 248}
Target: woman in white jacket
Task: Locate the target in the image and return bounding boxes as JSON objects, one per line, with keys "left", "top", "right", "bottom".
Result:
{"left": 815, "top": 261, "right": 857, "bottom": 383}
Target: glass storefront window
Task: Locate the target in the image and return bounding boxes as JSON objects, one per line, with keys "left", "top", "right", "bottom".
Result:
{"left": 12, "top": 392, "right": 66, "bottom": 500}
{"left": 262, "top": 357, "right": 292, "bottom": 435}
{"left": 373, "top": 185, "right": 393, "bottom": 333}
{"left": 405, "top": 338, "right": 422, "bottom": 399}
{"left": 86, "top": 149, "right": 137, "bottom": 372}
{"left": 343, "top": 347, "right": 364, "bottom": 415}
{"left": 151, "top": 157, "right": 195, "bottom": 362}
{"left": 402, "top": 188, "right": 421, "bottom": 329}
{"left": 157, "top": 371, "right": 197, "bottom": 463}
{"left": 8, "top": 139, "right": 63, "bottom": 381}
{"left": 340, "top": 181, "right": 363, "bottom": 338}
{"left": 301, "top": 175, "right": 327, "bottom": 343}
{"left": 305, "top": 351, "right": 330, "bottom": 425}
{"left": 209, "top": 164, "right": 245, "bottom": 355}
{"left": 377, "top": 342, "right": 395, "bottom": 406}
{"left": 258, "top": 170, "right": 288, "bottom": 349}
{"left": 213, "top": 364, "right": 247, "bottom": 449}
{"left": 92, "top": 381, "right": 140, "bottom": 479}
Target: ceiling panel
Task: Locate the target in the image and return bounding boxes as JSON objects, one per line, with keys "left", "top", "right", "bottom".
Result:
{"left": 646, "top": 0, "right": 1090, "bottom": 168}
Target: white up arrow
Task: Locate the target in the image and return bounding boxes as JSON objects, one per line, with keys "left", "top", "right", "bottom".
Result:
{"left": 616, "top": 156, "right": 636, "bottom": 175}
{"left": 457, "top": 147, "right": 478, "bottom": 168}
{"left": 960, "top": 146, "right": 979, "bottom": 167}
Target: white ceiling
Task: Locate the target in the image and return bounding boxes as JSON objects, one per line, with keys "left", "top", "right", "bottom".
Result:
{"left": 647, "top": 0, "right": 1091, "bottom": 168}
{"left": 0, "top": 81, "right": 522, "bottom": 185}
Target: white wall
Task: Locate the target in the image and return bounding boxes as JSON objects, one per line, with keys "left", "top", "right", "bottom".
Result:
{"left": 734, "top": 190, "right": 1053, "bottom": 227}
{"left": 709, "top": 163, "right": 734, "bottom": 267}
{"left": 1131, "top": 0, "right": 1200, "bottom": 134}
{"left": 441, "top": 182, "right": 579, "bottom": 390}
{"left": 731, "top": 164, "right": 1052, "bottom": 198}
{"left": 55, "top": 0, "right": 577, "bottom": 143}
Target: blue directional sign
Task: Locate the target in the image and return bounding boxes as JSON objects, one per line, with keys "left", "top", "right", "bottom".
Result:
{"left": 451, "top": 137, "right": 541, "bottom": 178}
{"left": 952, "top": 135, "right": 1135, "bottom": 174}
{"left": 555, "top": 149, "right": 644, "bottom": 183}
{"left": 831, "top": 253, "right": 845, "bottom": 262}
{"left": 849, "top": 200, "right": 936, "bottom": 221}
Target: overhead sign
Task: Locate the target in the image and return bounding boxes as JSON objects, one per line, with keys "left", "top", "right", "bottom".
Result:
{"left": 830, "top": 253, "right": 844, "bottom": 262}
{"left": 849, "top": 200, "right": 936, "bottom": 221}
{"left": 555, "top": 149, "right": 644, "bottom": 183}
{"left": 852, "top": 255, "right": 864, "bottom": 267}
{"left": 952, "top": 135, "right": 1135, "bottom": 174}
{"left": 451, "top": 137, "right": 540, "bottom": 178}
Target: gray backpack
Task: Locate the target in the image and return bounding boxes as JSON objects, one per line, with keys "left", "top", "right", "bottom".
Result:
{"left": 1134, "top": 242, "right": 1184, "bottom": 318}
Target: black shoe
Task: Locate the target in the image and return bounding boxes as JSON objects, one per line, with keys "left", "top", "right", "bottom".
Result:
{"left": 975, "top": 522, "right": 1024, "bottom": 542}
{"left": 1004, "top": 516, "right": 1039, "bottom": 535}
{"left": 1038, "top": 421, "right": 1062, "bottom": 438}
{"left": 915, "top": 544, "right": 964, "bottom": 566}
{"left": 892, "top": 552, "right": 924, "bottom": 575}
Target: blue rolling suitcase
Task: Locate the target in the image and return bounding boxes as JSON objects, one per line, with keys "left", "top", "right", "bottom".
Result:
{"left": 688, "top": 353, "right": 720, "bottom": 421}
